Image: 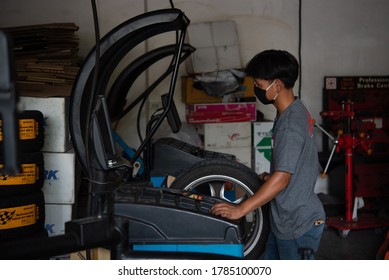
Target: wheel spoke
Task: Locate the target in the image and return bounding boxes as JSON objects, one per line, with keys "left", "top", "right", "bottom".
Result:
{"left": 233, "top": 194, "right": 247, "bottom": 204}
{"left": 193, "top": 180, "right": 250, "bottom": 204}
{"left": 206, "top": 181, "right": 223, "bottom": 198}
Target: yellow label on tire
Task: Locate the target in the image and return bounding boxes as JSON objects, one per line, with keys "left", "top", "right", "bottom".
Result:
{"left": 0, "top": 119, "right": 38, "bottom": 141}
{"left": 19, "top": 119, "right": 39, "bottom": 140}
{"left": 0, "top": 204, "right": 39, "bottom": 230}
{"left": 0, "top": 164, "right": 39, "bottom": 185}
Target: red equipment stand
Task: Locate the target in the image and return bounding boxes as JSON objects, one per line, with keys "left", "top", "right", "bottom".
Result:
{"left": 317, "top": 101, "right": 389, "bottom": 238}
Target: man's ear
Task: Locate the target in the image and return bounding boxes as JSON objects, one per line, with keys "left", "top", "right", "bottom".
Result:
{"left": 275, "top": 79, "right": 283, "bottom": 90}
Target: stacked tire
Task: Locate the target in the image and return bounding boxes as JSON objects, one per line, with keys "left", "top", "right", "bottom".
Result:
{"left": 0, "top": 110, "right": 46, "bottom": 243}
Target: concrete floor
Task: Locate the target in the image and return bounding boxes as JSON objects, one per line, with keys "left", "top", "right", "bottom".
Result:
{"left": 315, "top": 192, "right": 389, "bottom": 260}
{"left": 316, "top": 226, "right": 385, "bottom": 260}
{"left": 316, "top": 197, "right": 388, "bottom": 259}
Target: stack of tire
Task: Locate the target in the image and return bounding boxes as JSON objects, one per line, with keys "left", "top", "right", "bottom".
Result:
{"left": 0, "top": 110, "right": 46, "bottom": 244}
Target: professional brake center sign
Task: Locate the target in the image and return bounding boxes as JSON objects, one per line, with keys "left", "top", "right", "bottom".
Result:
{"left": 325, "top": 76, "right": 389, "bottom": 90}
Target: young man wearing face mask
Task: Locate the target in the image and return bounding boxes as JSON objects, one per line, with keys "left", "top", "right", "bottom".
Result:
{"left": 211, "top": 49, "right": 325, "bottom": 259}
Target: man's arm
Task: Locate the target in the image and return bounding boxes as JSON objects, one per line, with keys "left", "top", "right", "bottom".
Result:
{"left": 210, "top": 171, "right": 291, "bottom": 220}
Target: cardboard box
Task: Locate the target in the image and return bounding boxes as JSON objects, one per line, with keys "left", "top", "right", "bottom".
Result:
{"left": 253, "top": 147, "right": 271, "bottom": 174}
{"left": 186, "top": 21, "right": 241, "bottom": 74}
{"left": 182, "top": 76, "right": 256, "bottom": 105}
{"left": 206, "top": 147, "right": 251, "bottom": 168}
{"left": 253, "top": 122, "right": 274, "bottom": 148}
{"left": 189, "top": 102, "right": 256, "bottom": 113}
{"left": 204, "top": 122, "right": 252, "bottom": 148}
{"left": 45, "top": 203, "right": 73, "bottom": 236}
{"left": 42, "top": 150, "right": 77, "bottom": 204}
{"left": 70, "top": 248, "right": 110, "bottom": 260}
{"left": 187, "top": 102, "right": 256, "bottom": 124}
{"left": 182, "top": 76, "right": 224, "bottom": 104}
{"left": 19, "top": 96, "right": 72, "bottom": 152}
{"left": 252, "top": 122, "right": 274, "bottom": 174}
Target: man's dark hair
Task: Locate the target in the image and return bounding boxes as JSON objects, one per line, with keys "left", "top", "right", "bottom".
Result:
{"left": 245, "top": 49, "right": 299, "bottom": 89}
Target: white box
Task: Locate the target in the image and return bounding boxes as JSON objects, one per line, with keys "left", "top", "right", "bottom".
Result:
{"left": 252, "top": 122, "right": 273, "bottom": 174}
{"left": 207, "top": 147, "right": 252, "bottom": 168}
{"left": 212, "top": 21, "right": 239, "bottom": 46}
{"left": 42, "top": 150, "right": 77, "bottom": 204}
{"left": 45, "top": 203, "right": 73, "bottom": 236}
{"left": 187, "top": 22, "right": 214, "bottom": 48}
{"left": 216, "top": 44, "right": 242, "bottom": 70}
{"left": 191, "top": 47, "right": 218, "bottom": 73}
{"left": 253, "top": 122, "right": 274, "bottom": 148}
{"left": 204, "top": 122, "right": 252, "bottom": 148}
{"left": 19, "top": 96, "right": 72, "bottom": 152}
{"left": 253, "top": 147, "right": 272, "bottom": 174}
{"left": 186, "top": 20, "right": 241, "bottom": 73}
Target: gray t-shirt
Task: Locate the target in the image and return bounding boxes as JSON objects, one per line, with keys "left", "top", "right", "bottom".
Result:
{"left": 269, "top": 98, "right": 325, "bottom": 239}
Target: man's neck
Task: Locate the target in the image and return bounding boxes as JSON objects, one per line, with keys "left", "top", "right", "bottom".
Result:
{"left": 274, "top": 89, "right": 296, "bottom": 113}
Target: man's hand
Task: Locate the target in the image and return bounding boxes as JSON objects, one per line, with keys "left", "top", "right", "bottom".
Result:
{"left": 210, "top": 202, "right": 245, "bottom": 220}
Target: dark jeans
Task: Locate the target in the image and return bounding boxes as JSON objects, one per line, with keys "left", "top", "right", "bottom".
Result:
{"left": 263, "top": 224, "right": 324, "bottom": 260}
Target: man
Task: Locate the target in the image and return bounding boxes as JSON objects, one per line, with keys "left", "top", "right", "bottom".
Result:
{"left": 211, "top": 50, "right": 325, "bottom": 259}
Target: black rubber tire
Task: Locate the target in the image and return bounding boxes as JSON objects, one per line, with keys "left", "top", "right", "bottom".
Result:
{"left": 0, "top": 152, "right": 44, "bottom": 196}
{"left": 170, "top": 159, "right": 270, "bottom": 259}
{"left": 0, "top": 110, "right": 44, "bottom": 153}
{"left": 0, "top": 190, "right": 45, "bottom": 241}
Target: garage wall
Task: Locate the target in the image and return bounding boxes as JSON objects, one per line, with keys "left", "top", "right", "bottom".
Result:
{"left": 1, "top": 0, "right": 389, "bottom": 151}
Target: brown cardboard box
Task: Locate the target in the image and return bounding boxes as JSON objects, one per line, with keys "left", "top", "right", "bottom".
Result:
{"left": 182, "top": 76, "right": 223, "bottom": 104}
{"left": 70, "top": 248, "right": 111, "bottom": 260}
{"left": 182, "top": 76, "right": 255, "bottom": 105}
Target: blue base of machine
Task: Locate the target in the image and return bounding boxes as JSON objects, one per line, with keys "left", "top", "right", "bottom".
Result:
{"left": 133, "top": 244, "right": 244, "bottom": 259}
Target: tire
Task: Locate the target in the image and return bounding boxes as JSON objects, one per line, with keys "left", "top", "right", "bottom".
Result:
{"left": 0, "top": 190, "right": 45, "bottom": 241}
{"left": 170, "top": 159, "right": 270, "bottom": 259}
{"left": 0, "top": 110, "right": 44, "bottom": 153}
{"left": 0, "top": 152, "right": 44, "bottom": 196}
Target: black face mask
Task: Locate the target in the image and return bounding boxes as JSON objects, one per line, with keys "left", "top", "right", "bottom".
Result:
{"left": 254, "top": 86, "right": 274, "bottom": 105}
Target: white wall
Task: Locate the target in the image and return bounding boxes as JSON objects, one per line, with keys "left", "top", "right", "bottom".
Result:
{"left": 1, "top": 0, "right": 389, "bottom": 151}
